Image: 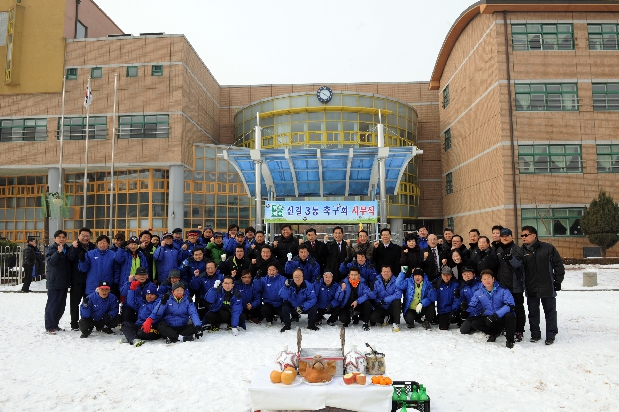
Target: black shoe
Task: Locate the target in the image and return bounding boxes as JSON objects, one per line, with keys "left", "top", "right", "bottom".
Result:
{"left": 327, "top": 322, "right": 336, "bottom": 326}
{"left": 422, "top": 321, "right": 431, "bottom": 330}
{"left": 20, "top": 289, "right": 30, "bottom": 293}
{"left": 487, "top": 334, "right": 500, "bottom": 342}
{"left": 79, "top": 333, "right": 89, "bottom": 339}
{"left": 165, "top": 337, "right": 174, "bottom": 344}
{"left": 307, "top": 325, "right": 320, "bottom": 331}
{"left": 362, "top": 323, "right": 370, "bottom": 331}
{"left": 407, "top": 323, "right": 415, "bottom": 329}
{"left": 181, "top": 335, "right": 194, "bottom": 342}
{"left": 352, "top": 315, "right": 360, "bottom": 325}
{"left": 506, "top": 341, "right": 514, "bottom": 349}
{"left": 515, "top": 332, "right": 523, "bottom": 342}
{"left": 342, "top": 323, "right": 349, "bottom": 327}
{"left": 280, "top": 325, "right": 291, "bottom": 333}
{"left": 101, "top": 327, "right": 115, "bottom": 335}
{"left": 195, "top": 330, "right": 203, "bottom": 340}
{"left": 431, "top": 318, "right": 439, "bottom": 325}
{"left": 545, "top": 338, "right": 555, "bottom": 345}
{"left": 530, "top": 337, "right": 541, "bottom": 343}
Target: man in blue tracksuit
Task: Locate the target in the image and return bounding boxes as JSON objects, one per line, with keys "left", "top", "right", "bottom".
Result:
{"left": 314, "top": 271, "right": 342, "bottom": 326}
{"left": 285, "top": 245, "right": 321, "bottom": 283}
{"left": 433, "top": 265, "right": 461, "bottom": 331}
{"left": 189, "top": 261, "right": 222, "bottom": 317}
{"left": 78, "top": 281, "right": 120, "bottom": 338}
{"left": 180, "top": 248, "right": 207, "bottom": 287}
{"left": 120, "top": 283, "right": 161, "bottom": 346}
{"left": 235, "top": 269, "right": 262, "bottom": 323}
{"left": 279, "top": 268, "right": 319, "bottom": 332}
{"left": 339, "top": 251, "right": 378, "bottom": 286}
{"left": 153, "top": 232, "right": 183, "bottom": 284}
{"left": 335, "top": 266, "right": 373, "bottom": 330}
{"left": 78, "top": 235, "right": 117, "bottom": 295}
{"left": 370, "top": 266, "right": 403, "bottom": 332}
{"left": 464, "top": 269, "right": 516, "bottom": 348}
{"left": 146, "top": 282, "right": 202, "bottom": 343}
{"left": 256, "top": 263, "right": 286, "bottom": 326}
{"left": 120, "top": 266, "right": 156, "bottom": 323}
{"left": 456, "top": 266, "right": 482, "bottom": 332}
{"left": 396, "top": 267, "right": 437, "bottom": 329}
{"left": 203, "top": 276, "right": 246, "bottom": 335}
{"left": 115, "top": 236, "right": 149, "bottom": 298}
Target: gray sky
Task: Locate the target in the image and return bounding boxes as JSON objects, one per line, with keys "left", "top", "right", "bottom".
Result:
{"left": 95, "top": 0, "right": 475, "bottom": 85}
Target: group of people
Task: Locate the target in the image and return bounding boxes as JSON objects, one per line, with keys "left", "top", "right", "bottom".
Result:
{"left": 41, "top": 222, "right": 564, "bottom": 348}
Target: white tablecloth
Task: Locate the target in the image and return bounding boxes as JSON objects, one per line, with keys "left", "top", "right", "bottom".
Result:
{"left": 248, "top": 365, "right": 393, "bottom": 412}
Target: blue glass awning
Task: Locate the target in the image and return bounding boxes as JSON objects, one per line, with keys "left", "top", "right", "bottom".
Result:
{"left": 222, "top": 147, "right": 421, "bottom": 197}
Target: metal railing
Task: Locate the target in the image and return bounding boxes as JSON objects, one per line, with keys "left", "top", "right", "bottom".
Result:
{"left": 0, "top": 245, "right": 47, "bottom": 286}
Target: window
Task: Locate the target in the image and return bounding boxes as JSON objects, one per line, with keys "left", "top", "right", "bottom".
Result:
{"left": 514, "top": 83, "right": 578, "bottom": 111}
{"left": 597, "top": 145, "right": 619, "bottom": 173}
{"left": 91, "top": 67, "right": 102, "bottom": 79}
{"left": 518, "top": 144, "right": 582, "bottom": 174}
{"left": 445, "top": 172, "right": 453, "bottom": 194}
{"left": 521, "top": 207, "right": 584, "bottom": 237}
{"left": 512, "top": 23, "right": 574, "bottom": 51}
{"left": 0, "top": 12, "right": 7, "bottom": 47}
{"left": 57, "top": 117, "right": 107, "bottom": 140}
{"left": 126, "top": 66, "right": 138, "bottom": 78}
{"left": 592, "top": 83, "right": 619, "bottom": 111}
{"left": 447, "top": 217, "right": 454, "bottom": 231}
{"left": 118, "top": 115, "right": 169, "bottom": 139}
{"left": 0, "top": 118, "right": 47, "bottom": 142}
{"left": 66, "top": 68, "right": 78, "bottom": 80}
{"left": 588, "top": 24, "right": 619, "bottom": 50}
{"left": 443, "top": 85, "right": 450, "bottom": 108}
{"left": 151, "top": 65, "right": 163, "bottom": 76}
{"left": 444, "top": 128, "right": 451, "bottom": 151}
{"left": 76, "top": 20, "right": 87, "bottom": 39}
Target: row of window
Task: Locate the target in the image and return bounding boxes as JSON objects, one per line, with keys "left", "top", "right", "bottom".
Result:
{"left": 66, "top": 65, "right": 164, "bottom": 80}
{"left": 0, "top": 115, "right": 170, "bottom": 142}
{"left": 512, "top": 23, "right": 619, "bottom": 51}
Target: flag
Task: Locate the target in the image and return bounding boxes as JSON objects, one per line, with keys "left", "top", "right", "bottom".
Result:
{"left": 84, "top": 80, "right": 93, "bottom": 108}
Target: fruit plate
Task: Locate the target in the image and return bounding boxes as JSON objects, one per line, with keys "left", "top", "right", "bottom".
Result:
{"left": 274, "top": 376, "right": 302, "bottom": 387}
{"left": 303, "top": 379, "right": 332, "bottom": 385}
{"left": 340, "top": 379, "right": 370, "bottom": 387}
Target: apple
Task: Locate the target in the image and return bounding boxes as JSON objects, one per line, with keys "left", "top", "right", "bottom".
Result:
{"left": 352, "top": 371, "right": 360, "bottom": 378}
{"left": 343, "top": 373, "right": 356, "bottom": 385}
{"left": 356, "top": 373, "right": 367, "bottom": 385}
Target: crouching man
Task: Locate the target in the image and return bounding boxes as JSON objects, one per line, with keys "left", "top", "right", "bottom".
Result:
{"left": 396, "top": 267, "right": 437, "bottom": 329}
{"left": 461, "top": 269, "right": 516, "bottom": 348}
{"left": 146, "top": 282, "right": 202, "bottom": 344}
{"left": 120, "top": 284, "right": 161, "bottom": 347}
{"left": 203, "top": 276, "right": 246, "bottom": 335}
{"left": 279, "top": 268, "right": 319, "bottom": 332}
{"left": 79, "top": 281, "right": 119, "bottom": 338}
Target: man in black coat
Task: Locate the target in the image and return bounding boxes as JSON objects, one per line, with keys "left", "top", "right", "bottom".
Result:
{"left": 420, "top": 234, "right": 441, "bottom": 282}
{"left": 326, "top": 226, "right": 354, "bottom": 283}
{"left": 520, "top": 226, "right": 565, "bottom": 345}
{"left": 302, "top": 228, "right": 328, "bottom": 272}
{"left": 218, "top": 245, "right": 251, "bottom": 282}
{"left": 67, "top": 227, "right": 96, "bottom": 330}
{"left": 44, "top": 230, "right": 72, "bottom": 334}
{"left": 471, "top": 236, "right": 499, "bottom": 276}
{"left": 21, "top": 236, "right": 44, "bottom": 293}
{"left": 272, "top": 224, "right": 299, "bottom": 270}
{"left": 372, "top": 228, "right": 401, "bottom": 276}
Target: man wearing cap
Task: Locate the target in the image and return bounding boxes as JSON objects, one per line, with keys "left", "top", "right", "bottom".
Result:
{"left": 204, "top": 276, "right": 246, "bottom": 334}
{"left": 153, "top": 232, "right": 183, "bottom": 284}
{"left": 158, "top": 269, "right": 189, "bottom": 298}
{"left": 200, "top": 225, "right": 214, "bottom": 246}
{"left": 181, "top": 229, "right": 204, "bottom": 259}
{"left": 171, "top": 228, "right": 184, "bottom": 250}
{"left": 314, "top": 271, "right": 342, "bottom": 326}
{"left": 21, "top": 236, "right": 43, "bottom": 293}
{"left": 78, "top": 281, "right": 120, "bottom": 338}
{"left": 205, "top": 232, "right": 226, "bottom": 265}
{"left": 115, "top": 236, "right": 149, "bottom": 298}
{"left": 244, "top": 226, "right": 256, "bottom": 248}
{"left": 67, "top": 227, "right": 96, "bottom": 330}
{"left": 146, "top": 281, "right": 202, "bottom": 343}
{"left": 495, "top": 228, "right": 526, "bottom": 342}
{"left": 463, "top": 269, "right": 516, "bottom": 348}
{"left": 456, "top": 266, "right": 482, "bottom": 331}
{"left": 79, "top": 235, "right": 118, "bottom": 296}
{"left": 370, "top": 265, "right": 403, "bottom": 332}
{"left": 44, "top": 230, "right": 72, "bottom": 334}
{"left": 120, "top": 282, "right": 161, "bottom": 346}
{"left": 119, "top": 266, "right": 155, "bottom": 323}
{"left": 520, "top": 225, "right": 565, "bottom": 345}
{"left": 396, "top": 267, "right": 437, "bottom": 329}
{"left": 433, "top": 266, "right": 461, "bottom": 330}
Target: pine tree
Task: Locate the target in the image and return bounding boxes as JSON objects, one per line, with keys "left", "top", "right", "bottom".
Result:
{"left": 580, "top": 190, "right": 619, "bottom": 258}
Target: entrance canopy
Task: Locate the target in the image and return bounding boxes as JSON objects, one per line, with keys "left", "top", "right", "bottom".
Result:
{"left": 222, "top": 146, "right": 420, "bottom": 198}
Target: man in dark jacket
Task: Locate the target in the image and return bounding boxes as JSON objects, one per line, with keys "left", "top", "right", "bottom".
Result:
{"left": 494, "top": 228, "right": 526, "bottom": 342}
{"left": 520, "top": 226, "right": 565, "bottom": 345}
{"left": 138, "top": 230, "right": 157, "bottom": 282}
{"left": 326, "top": 226, "right": 354, "bottom": 282}
{"left": 219, "top": 245, "right": 251, "bottom": 281}
{"left": 21, "top": 236, "right": 43, "bottom": 293}
{"left": 471, "top": 236, "right": 499, "bottom": 276}
{"left": 44, "top": 230, "right": 72, "bottom": 334}
{"left": 302, "top": 228, "right": 328, "bottom": 272}
{"left": 279, "top": 268, "right": 319, "bottom": 332}
{"left": 273, "top": 224, "right": 299, "bottom": 270}
{"left": 372, "top": 228, "right": 401, "bottom": 276}
{"left": 67, "top": 227, "right": 96, "bottom": 330}
{"left": 248, "top": 230, "right": 268, "bottom": 262}
{"left": 420, "top": 234, "right": 441, "bottom": 282}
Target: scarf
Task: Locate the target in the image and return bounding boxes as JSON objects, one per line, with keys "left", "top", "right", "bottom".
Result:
{"left": 349, "top": 278, "right": 360, "bottom": 288}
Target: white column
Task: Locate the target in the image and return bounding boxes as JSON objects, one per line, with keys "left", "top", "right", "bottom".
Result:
{"left": 168, "top": 165, "right": 184, "bottom": 231}
{"left": 47, "top": 167, "right": 61, "bottom": 243}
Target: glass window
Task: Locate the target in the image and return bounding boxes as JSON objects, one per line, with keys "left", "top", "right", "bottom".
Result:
{"left": 91, "top": 67, "right": 102, "bottom": 79}
{"left": 126, "top": 66, "right": 138, "bottom": 78}
{"left": 521, "top": 207, "right": 583, "bottom": 237}
{"left": 588, "top": 24, "right": 619, "bottom": 50}
{"left": 0, "top": 118, "right": 47, "bottom": 142}
{"left": 512, "top": 23, "right": 573, "bottom": 51}
{"left": 445, "top": 172, "right": 453, "bottom": 194}
{"left": 597, "top": 144, "right": 619, "bottom": 173}
{"left": 518, "top": 144, "right": 582, "bottom": 174}
{"left": 118, "top": 114, "right": 169, "bottom": 139}
{"left": 444, "top": 128, "right": 451, "bottom": 151}
{"left": 66, "top": 68, "right": 78, "bottom": 80}
{"left": 58, "top": 116, "right": 106, "bottom": 140}
{"left": 151, "top": 65, "right": 163, "bottom": 76}
{"left": 515, "top": 83, "right": 578, "bottom": 111}
{"left": 443, "top": 84, "right": 450, "bottom": 108}
{"left": 592, "top": 83, "right": 619, "bottom": 111}
{"left": 76, "top": 20, "right": 87, "bottom": 39}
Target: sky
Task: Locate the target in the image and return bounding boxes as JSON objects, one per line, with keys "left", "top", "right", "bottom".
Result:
{"left": 94, "top": 0, "right": 476, "bottom": 85}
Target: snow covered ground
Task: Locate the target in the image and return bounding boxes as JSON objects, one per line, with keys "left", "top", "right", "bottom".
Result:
{"left": 1, "top": 267, "right": 617, "bottom": 412}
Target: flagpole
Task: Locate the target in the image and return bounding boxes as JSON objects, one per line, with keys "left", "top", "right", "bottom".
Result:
{"left": 108, "top": 74, "right": 118, "bottom": 238}
{"left": 82, "top": 77, "right": 91, "bottom": 227}
{"left": 58, "top": 75, "right": 66, "bottom": 194}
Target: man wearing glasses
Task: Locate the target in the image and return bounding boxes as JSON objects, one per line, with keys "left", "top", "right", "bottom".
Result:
{"left": 520, "top": 226, "right": 565, "bottom": 345}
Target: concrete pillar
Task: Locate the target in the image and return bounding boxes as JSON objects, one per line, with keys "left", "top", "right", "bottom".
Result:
{"left": 390, "top": 218, "right": 404, "bottom": 244}
{"left": 168, "top": 165, "right": 185, "bottom": 231}
{"left": 583, "top": 271, "right": 598, "bottom": 287}
{"left": 48, "top": 167, "right": 61, "bottom": 244}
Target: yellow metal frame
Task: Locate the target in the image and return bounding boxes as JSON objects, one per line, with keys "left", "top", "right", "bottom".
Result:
{"left": 255, "top": 106, "right": 393, "bottom": 119}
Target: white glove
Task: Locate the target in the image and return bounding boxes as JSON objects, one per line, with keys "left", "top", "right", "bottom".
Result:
{"left": 214, "top": 279, "right": 221, "bottom": 288}
{"left": 231, "top": 327, "right": 239, "bottom": 336}
{"left": 416, "top": 303, "right": 423, "bottom": 314}
{"left": 287, "top": 252, "right": 293, "bottom": 261}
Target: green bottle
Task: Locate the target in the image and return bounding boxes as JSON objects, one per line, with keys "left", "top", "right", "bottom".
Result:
{"left": 399, "top": 388, "right": 408, "bottom": 402}
{"left": 392, "top": 386, "right": 399, "bottom": 401}
{"left": 410, "top": 385, "right": 419, "bottom": 401}
{"left": 399, "top": 403, "right": 408, "bottom": 412}
{"left": 419, "top": 388, "right": 429, "bottom": 401}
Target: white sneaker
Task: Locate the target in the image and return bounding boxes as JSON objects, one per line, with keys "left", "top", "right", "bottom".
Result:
{"left": 231, "top": 327, "right": 239, "bottom": 336}
{"left": 266, "top": 321, "right": 272, "bottom": 327}
{"left": 392, "top": 324, "right": 400, "bottom": 333}
{"left": 118, "top": 337, "right": 128, "bottom": 344}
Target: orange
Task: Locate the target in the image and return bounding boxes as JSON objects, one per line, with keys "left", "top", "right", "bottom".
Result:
{"left": 380, "top": 377, "right": 388, "bottom": 385}
{"left": 270, "top": 370, "right": 282, "bottom": 383}
{"left": 371, "top": 375, "right": 381, "bottom": 384}
{"left": 281, "top": 370, "right": 296, "bottom": 385}
{"left": 385, "top": 377, "right": 393, "bottom": 385}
